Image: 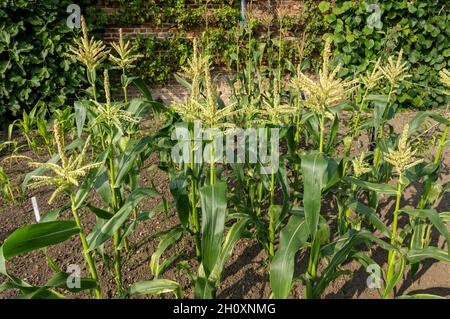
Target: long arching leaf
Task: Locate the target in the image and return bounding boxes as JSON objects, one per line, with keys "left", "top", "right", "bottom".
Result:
{"left": 2, "top": 221, "right": 79, "bottom": 259}
{"left": 270, "top": 215, "right": 309, "bottom": 298}
{"left": 150, "top": 227, "right": 183, "bottom": 278}
{"left": 87, "top": 188, "right": 159, "bottom": 249}
{"left": 301, "top": 153, "right": 328, "bottom": 237}
{"left": 200, "top": 181, "right": 227, "bottom": 277}
{"left": 128, "top": 279, "right": 183, "bottom": 299}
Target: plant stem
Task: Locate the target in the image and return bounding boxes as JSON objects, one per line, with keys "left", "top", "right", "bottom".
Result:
{"left": 210, "top": 143, "right": 215, "bottom": 185}
{"left": 418, "top": 126, "right": 448, "bottom": 210}
{"left": 379, "top": 87, "right": 394, "bottom": 140}
{"left": 190, "top": 134, "right": 201, "bottom": 259}
{"left": 347, "top": 89, "right": 369, "bottom": 156}
{"left": 305, "top": 236, "right": 321, "bottom": 299}
{"left": 122, "top": 68, "right": 128, "bottom": 103}
{"left": 414, "top": 124, "right": 448, "bottom": 248}
{"left": 385, "top": 181, "right": 402, "bottom": 298}
{"left": 434, "top": 126, "right": 448, "bottom": 167}
{"left": 92, "top": 84, "right": 97, "bottom": 102}
{"left": 70, "top": 194, "right": 102, "bottom": 299}
{"left": 319, "top": 113, "right": 325, "bottom": 153}
{"left": 108, "top": 148, "right": 123, "bottom": 293}
{"left": 257, "top": 180, "right": 263, "bottom": 217}
{"left": 269, "top": 172, "right": 276, "bottom": 257}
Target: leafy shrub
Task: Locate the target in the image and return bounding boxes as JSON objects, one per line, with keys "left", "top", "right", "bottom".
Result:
{"left": 133, "top": 34, "right": 192, "bottom": 84}
{"left": 321, "top": 0, "right": 450, "bottom": 108}
{"left": 0, "top": 1, "right": 79, "bottom": 119}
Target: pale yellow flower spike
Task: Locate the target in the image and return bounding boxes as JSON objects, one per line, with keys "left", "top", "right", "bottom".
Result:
{"left": 439, "top": 69, "right": 450, "bottom": 95}
{"left": 28, "top": 120, "right": 103, "bottom": 204}
{"left": 54, "top": 120, "right": 68, "bottom": 169}
{"left": 109, "top": 28, "right": 143, "bottom": 70}
{"left": 379, "top": 49, "right": 411, "bottom": 89}
{"left": 172, "top": 52, "right": 236, "bottom": 129}
{"left": 352, "top": 152, "right": 371, "bottom": 178}
{"left": 69, "top": 16, "right": 108, "bottom": 72}
{"left": 292, "top": 37, "right": 358, "bottom": 117}
{"left": 384, "top": 124, "right": 423, "bottom": 177}
{"left": 360, "top": 58, "right": 384, "bottom": 90}
{"left": 90, "top": 70, "right": 139, "bottom": 134}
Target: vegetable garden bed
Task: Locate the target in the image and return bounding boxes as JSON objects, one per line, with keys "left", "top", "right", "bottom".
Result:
{"left": 0, "top": 12, "right": 449, "bottom": 300}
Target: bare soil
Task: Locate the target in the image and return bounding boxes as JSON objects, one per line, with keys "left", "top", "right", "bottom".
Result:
{"left": 0, "top": 111, "right": 449, "bottom": 299}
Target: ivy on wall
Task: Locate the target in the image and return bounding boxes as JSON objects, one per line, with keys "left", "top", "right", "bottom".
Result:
{"left": 108, "top": 0, "right": 239, "bottom": 29}
{"left": 133, "top": 34, "right": 192, "bottom": 84}
{"left": 2, "top": 0, "right": 447, "bottom": 118}
{"left": 0, "top": 0, "right": 108, "bottom": 119}
{"left": 321, "top": 0, "right": 450, "bottom": 108}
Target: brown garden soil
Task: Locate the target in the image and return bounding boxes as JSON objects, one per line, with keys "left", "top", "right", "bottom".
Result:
{"left": 0, "top": 110, "right": 449, "bottom": 299}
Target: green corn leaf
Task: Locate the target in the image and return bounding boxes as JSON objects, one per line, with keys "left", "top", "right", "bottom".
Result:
{"left": 127, "top": 98, "right": 149, "bottom": 118}
{"left": 345, "top": 177, "right": 398, "bottom": 195}
{"left": 325, "top": 113, "right": 339, "bottom": 153}
{"left": 316, "top": 230, "right": 394, "bottom": 297}
{"left": 210, "top": 217, "right": 250, "bottom": 283}
{"left": 352, "top": 252, "right": 383, "bottom": 274}
{"left": 383, "top": 256, "right": 405, "bottom": 298}
{"left": 277, "top": 163, "right": 291, "bottom": 218}
{"left": 39, "top": 205, "right": 69, "bottom": 223}
{"left": 2, "top": 221, "right": 79, "bottom": 259}
{"left": 74, "top": 100, "right": 87, "bottom": 138}
{"left": 301, "top": 153, "right": 328, "bottom": 237}
{"left": 400, "top": 208, "right": 450, "bottom": 254}
{"left": 158, "top": 254, "right": 182, "bottom": 278}
{"left": 129, "top": 279, "right": 183, "bottom": 299}
{"left": 270, "top": 215, "right": 309, "bottom": 298}
{"left": 169, "top": 174, "right": 190, "bottom": 228}
{"left": 87, "top": 188, "right": 159, "bottom": 250}
{"left": 0, "top": 247, "right": 7, "bottom": 275}
{"left": 115, "top": 136, "right": 154, "bottom": 186}
{"left": 93, "top": 167, "right": 113, "bottom": 207}
{"left": 150, "top": 227, "right": 183, "bottom": 278}
{"left": 74, "top": 150, "right": 109, "bottom": 209}
{"left": 16, "top": 288, "right": 67, "bottom": 299}
{"left": 87, "top": 204, "right": 113, "bottom": 220}
{"left": 441, "top": 212, "right": 450, "bottom": 223}
{"left": 0, "top": 276, "right": 35, "bottom": 293}
{"left": 200, "top": 181, "right": 227, "bottom": 277}
{"left": 132, "top": 78, "right": 153, "bottom": 101}
{"left": 348, "top": 199, "right": 391, "bottom": 238}
{"left": 397, "top": 294, "right": 446, "bottom": 299}
{"left": 45, "top": 271, "right": 98, "bottom": 293}
{"left": 406, "top": 247, "right": 450, "bottom": 264}
{"left": 408, "top": 112, "right": 450, "bottom": 137}
{"left": 174, "top": 73, "right": 192, "bottom": 90}
{"left": 194, "top": 275, "right": 215, "bottom": 299}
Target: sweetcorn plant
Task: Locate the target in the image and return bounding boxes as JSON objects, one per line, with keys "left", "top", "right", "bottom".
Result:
{"left": 69, "top": 15, "right": 108, "bottom": 101}
{"left": 109, "top": 28, "right": 143, "bottom": 102}
{"left": 28, "top": 120, "right": 101, "bottom": 204}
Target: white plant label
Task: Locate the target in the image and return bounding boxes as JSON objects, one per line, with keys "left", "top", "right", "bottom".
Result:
{"left": 31, "top": 196, "right": 41, "bottom": 223}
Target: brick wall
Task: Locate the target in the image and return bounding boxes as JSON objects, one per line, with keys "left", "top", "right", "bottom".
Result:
{"left": 102, "top": 1, "right": 307, "bottom": 105}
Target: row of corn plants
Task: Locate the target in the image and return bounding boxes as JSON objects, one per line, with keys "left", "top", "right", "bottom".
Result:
{"left": 0, "top": 17, "right": 449, "bottom": 299}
